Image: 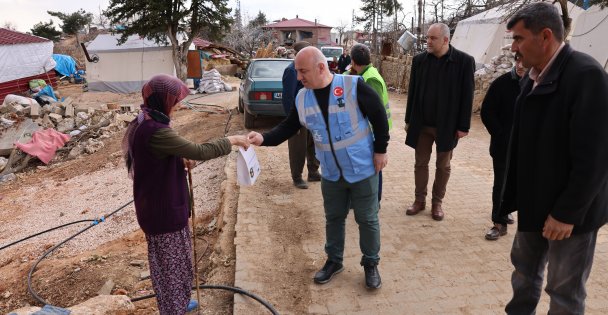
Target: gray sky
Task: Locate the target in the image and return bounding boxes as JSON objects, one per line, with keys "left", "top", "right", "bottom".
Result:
{"left": 0, "top": 0, "right": 415, "bottom": 33}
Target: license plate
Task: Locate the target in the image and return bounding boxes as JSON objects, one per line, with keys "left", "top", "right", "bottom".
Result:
{"left": 274, "top": 92, "right": 282, "bottom": 99}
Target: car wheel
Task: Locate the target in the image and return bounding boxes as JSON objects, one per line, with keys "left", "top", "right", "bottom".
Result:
{"left": 238, "top": 97, "right": 244, "bottom": 113}
{"left": 244, "top": 109, "right": 255, "bottom": 129}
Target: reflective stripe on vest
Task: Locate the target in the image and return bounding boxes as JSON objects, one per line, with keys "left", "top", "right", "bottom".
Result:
{"left": 295, "top": 75, "right": 375, "bottom": 183}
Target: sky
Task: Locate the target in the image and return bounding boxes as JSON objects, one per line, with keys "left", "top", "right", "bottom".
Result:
{"left": 0, "top": 0, "right": 416, "bottom": 33}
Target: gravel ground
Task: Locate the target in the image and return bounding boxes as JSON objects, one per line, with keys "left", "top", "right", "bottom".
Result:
{"left": 0, "top": 153, "right": 229, "bottom": 264}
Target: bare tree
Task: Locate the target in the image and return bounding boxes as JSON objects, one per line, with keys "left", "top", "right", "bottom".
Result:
{"left": 335, "top": 20, "right": 349, "bottom": 46}
{"left": 223, "top": 13, "right": 272, "bottom": 57}
{"left": 2, "top": 21, "right": 17, "bottom": 30}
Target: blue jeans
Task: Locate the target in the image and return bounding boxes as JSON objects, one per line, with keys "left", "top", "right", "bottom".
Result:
{"left": 321, "top": 174, "right": 380, "bottom": 265}
{"left": 506, "top": 230, "right": 598, "bottom": 315}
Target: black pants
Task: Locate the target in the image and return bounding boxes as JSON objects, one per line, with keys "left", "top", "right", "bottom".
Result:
{"left": 288, "top": 127, "right": 319, "bottom": 180}
{"left": 491, "top": 157, "right": 509, "bottom": 225}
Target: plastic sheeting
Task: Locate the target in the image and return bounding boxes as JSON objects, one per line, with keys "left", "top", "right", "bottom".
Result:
{"left": 52, "top": 54, "right": 77, "bottom": 77}
{"left": 0, "top": 41, "right": 56, "bottom": 83}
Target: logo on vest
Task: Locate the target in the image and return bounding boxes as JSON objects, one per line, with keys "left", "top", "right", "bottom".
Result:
{"left": 333, "top": 87, "right": 344, "bottom": 97}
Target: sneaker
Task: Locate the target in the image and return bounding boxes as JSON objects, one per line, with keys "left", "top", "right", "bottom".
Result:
{"left": 307, "top": 171, "right": 322, "bottom": 182}
{"left": 485, "top": 224, "right": 507, "bottom": 240}
{"left": 293, "top": 178, "right": 308, "bottom": 189}
{"left": 313, "top": 260, "right": 344, "bottom": 284}
{"left": 363, "top": 264, "right": 382, "bottom": 289}
{"left": 187, "top": 299, "right": 198, "bottom": 312}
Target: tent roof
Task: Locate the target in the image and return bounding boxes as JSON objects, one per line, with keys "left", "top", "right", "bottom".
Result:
{"left": 458, "top": 6, "right": 507, "bottom": 25}
{"left": 87, "top": 34, "right": 171, "bottom": 53}
{"left": 0, "top": 28, "right": 50, "bottom": 46}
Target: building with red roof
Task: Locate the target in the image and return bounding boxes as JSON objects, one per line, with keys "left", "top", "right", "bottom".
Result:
{"left": 263, "top": 16, "right": 333, "bottom": 47}
{"left": 0, "top": 28, "right": 57, "bottom": 103}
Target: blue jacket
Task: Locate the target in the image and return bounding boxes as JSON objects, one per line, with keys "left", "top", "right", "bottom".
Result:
{"left": 296, "top": 75, "right": 375, "bottom": 183}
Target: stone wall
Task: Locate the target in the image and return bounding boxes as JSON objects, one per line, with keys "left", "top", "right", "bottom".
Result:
{"left": 473, "top": 46, "right": 516, "bottom": 112}
{"left": 371, "top": 54, "right": 413, "bottom": 93}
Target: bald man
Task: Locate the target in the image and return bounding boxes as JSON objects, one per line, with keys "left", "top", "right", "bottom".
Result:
{"left": 404, "top": 23, "right": 475, "bottom": 221}
{"left": 248, "top": 47, "right": 389, "bottom": 289}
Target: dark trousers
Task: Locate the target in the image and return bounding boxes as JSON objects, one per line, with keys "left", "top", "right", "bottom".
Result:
{"left": 321, "top": 174, "right": 380, "bottom": 265}
{"left": 288, "top": 127, "right": 319, "bottom": 180}
{"left": 491, "top": 157, "right": 509, "bottom": 225}
{"left": 378, "top": 171, "right": 383, "bottom": 202}
{"left": 506, "top": 230, "right": 599, "bottom": 315}
{"left": 414, "top": 127, "right": 453, "bottom": 205}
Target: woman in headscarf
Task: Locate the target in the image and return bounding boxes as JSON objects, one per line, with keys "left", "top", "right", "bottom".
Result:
{"left": 123, "top": 74, "right": 248, "bottom": 314}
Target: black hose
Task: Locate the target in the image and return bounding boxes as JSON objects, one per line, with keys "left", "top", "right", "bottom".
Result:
{"left": 0, "top": 219, "right": 95, "bottom": 252}
{"left": 27, "top": 200, "right": 134, "bottom": 305}
{"left": 130, "top": 284, "right": 280, "bottom": 315}
{"left": 25, "top": 199, "right": 279, "bottom": 314}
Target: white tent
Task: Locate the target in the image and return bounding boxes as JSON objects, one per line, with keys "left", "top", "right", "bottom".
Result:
{"left": 0, "top": 28, "right": 56, "bottom": 103}
{"left": 569, "top": 5, "right": 608, "bottom": 71}
{"left": 86, "top": 34, "right": 176, "bottom": 93}
{"left": 452, "top": 3, "right": 584, "bottom": 66}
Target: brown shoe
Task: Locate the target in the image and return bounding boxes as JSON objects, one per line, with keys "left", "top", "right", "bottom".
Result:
{"left": 485, "top": 224, "right": 507, "bottom": 240}
{"left": 431, "top": 204, "right": 444, "bottom": 221}
{"left": 405, "top": 201, "right": 426, "bottom": 216}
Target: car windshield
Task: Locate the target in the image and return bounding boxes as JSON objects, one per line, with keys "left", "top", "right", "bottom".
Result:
{"left": 249, "top": 60, "right": 291, "bottom": 78}
{"left": 322, "top": 48, "right": 342, "bottom": 58}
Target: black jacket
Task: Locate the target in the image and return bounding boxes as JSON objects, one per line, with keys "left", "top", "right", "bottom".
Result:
{"left": 338, "top": 54, "right": 351, "bottom": 73}
{"left": 405, "top": 45, "right": 475, "bottom": 152}
{"left": 500, "top": 45, "right": 608, "bottom": 234}
{"left": 480, "top": 70, "right": 521, "bottom": 161}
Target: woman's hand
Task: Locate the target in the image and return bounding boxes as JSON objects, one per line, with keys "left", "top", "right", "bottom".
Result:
{"left": 227, "top": 135, "right": 250, "bottom": 149}
{"left": 183, "top": 158, "right": 196, "bottom": 170}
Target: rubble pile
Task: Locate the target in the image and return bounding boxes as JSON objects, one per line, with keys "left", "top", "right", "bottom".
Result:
{"left": 472, "top": 45, "right": 516, "bottom": 112}
{"left": 0, "top": 95, "right": 138, "bottom": 180}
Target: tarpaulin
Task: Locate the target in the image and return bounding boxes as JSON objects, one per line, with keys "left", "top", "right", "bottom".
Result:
{"left": 52, "top": 54, "right": 77, "bottom": 77}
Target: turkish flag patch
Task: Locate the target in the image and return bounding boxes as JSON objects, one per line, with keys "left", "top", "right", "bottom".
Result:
{"left": 333, "top": 87, "right": 344, "bottom": 97}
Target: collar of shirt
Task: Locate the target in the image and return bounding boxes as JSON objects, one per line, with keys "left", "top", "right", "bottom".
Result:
{"left": 529, "top": 42, "right": 565, "bottom": 89}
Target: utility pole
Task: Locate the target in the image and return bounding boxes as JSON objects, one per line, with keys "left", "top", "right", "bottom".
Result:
{"left": 417, "top": 0, "right": 422, "bottom": 50}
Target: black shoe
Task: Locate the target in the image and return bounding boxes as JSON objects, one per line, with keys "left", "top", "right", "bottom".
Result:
{"left": 307, "top": 171, "right": 321, "bottom": 182}
{"left": 293, "top": 178, "right": 308, "bottom": 189}
{"left": 313, "top": 260, "right": 344, "bottom": 284}
{"left": 485, "top": 224, "right": 507, "bottom": 240}
{"left": 363, "top": 263, "right": 382, "bottom": 289}
{"left": 507, "top": 213, "right": 515, "bottom": 224}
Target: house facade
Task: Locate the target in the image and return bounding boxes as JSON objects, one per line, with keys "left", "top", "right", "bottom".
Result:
{"left": 263, "top": 16, "right": 333, "bottom": 47}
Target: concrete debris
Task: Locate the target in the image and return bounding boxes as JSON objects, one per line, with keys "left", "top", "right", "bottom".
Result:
{"left": 0, "top": 157, "right": 7, "bottom": 171}
{"left": 129, "top": 260, "right": 145, "bottom": 267}
{"left": 0, "top": 117, "right": 14, "bottom": 127}
{"left": 56, "top": 118, "right": 75, "bottom": 133}
{"left": 68, "top": 295, "right": 135, "bottom": 314}
{"left": 97, "top": 279, "right": 115, "bottom": 296}
{"left": 0, "top": 173, "right": 16, "bottom": 183}
{"left": 2, "top": 290, "right": 11, "bottom": 298}
{"left": 48, "top": 113, "right": 63, "bottom": 124}
{"left": 140, "top": 270, "right": 151, "bottom": 280}
{"left": 84, "top": 138, "right": 104, "bottom": 154}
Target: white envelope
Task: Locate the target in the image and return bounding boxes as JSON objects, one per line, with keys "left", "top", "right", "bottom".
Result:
{"left": 236, "top": 146, "right": 261, "bottom": 186}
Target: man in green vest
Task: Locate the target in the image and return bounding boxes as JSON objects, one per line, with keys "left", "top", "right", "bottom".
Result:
{"left": 349, "top": 43, "right": 392, "bottom": 208}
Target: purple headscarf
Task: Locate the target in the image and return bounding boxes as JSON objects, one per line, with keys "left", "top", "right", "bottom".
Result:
{"left": 123, "top": 74, "right": 190, "bottom": 176}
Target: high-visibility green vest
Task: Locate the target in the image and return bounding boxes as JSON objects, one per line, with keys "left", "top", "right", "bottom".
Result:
{"left": 361, "top": 65, "right": 392, "bottom": 130}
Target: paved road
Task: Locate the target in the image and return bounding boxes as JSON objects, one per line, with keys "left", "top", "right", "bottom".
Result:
{"left": 232, "top": 92, "right": 608, "bottom": 314}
